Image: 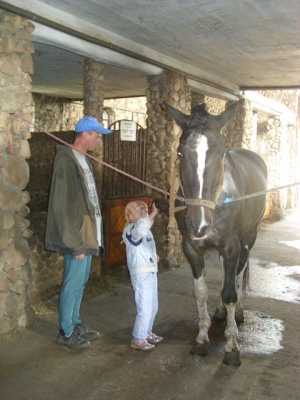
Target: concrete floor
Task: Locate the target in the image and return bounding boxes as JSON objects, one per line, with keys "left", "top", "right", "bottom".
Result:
{"left": 0, "top": 210, "right": 300, "bottom": 400}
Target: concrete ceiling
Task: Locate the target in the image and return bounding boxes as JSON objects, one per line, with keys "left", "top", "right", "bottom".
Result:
{"left": 1, "top": 0, "right": 300, "bottom": 100}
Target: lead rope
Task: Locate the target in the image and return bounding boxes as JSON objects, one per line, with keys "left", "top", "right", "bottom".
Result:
{"left": 10, "top": 114, "right": 300, "bottom": 218}
{"left": 11, "top": 113, "right": 183, "bottom": 201}
{"left": 168, "top": 154, "right": 187, "bottom": 229}
{"left": 219, "top": 181, "right": 300, "bottom": 204}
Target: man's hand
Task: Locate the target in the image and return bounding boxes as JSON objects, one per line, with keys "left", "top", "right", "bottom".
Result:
{"left": 74, "top": 254, "right": 85, "bottom": 260}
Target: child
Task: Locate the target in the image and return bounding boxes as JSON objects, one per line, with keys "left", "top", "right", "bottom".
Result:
{"left": 122, "top": 200, "right": 163, "bottom": 351}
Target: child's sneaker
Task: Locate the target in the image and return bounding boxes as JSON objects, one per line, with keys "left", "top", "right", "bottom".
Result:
{"left": 147, "top": 332, "right": 163, "bottom": 344}
{"left": 130, "top": 339, "right": 155, "bottom": 351}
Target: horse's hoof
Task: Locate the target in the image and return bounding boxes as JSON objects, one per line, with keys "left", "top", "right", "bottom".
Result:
{"left": 190, "top": 342, "right": 208, "bottom": 357}
{"left": 213, "top": 309, "right": 227, "bottom": 321}
{"left": 235, "top": 309, "right": 245, "bottom": 324}
{"left": 223, "top": 350, "right": 241, "bottom": 366}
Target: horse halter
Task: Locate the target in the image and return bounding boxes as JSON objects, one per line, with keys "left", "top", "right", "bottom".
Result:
{"left": 184, "top": 198, "right": 216, "bottom": 210}
{"left": 167, "top": 155, "right": 216, "bottom": 230}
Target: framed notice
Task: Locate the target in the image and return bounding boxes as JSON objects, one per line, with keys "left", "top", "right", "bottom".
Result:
{"left": 120, "top": 120, "right": 136, "bottom": 141}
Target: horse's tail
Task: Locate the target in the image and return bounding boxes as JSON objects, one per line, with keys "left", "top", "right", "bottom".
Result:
{"left": 242, "top": 259, "right": 250, "bottom": 295}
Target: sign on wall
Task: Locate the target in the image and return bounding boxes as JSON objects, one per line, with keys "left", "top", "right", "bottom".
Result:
{"left": 120, "top": 120, "right": 136, "bottom": 141}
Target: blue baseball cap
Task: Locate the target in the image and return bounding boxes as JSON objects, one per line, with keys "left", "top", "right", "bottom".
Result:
{"left": 75, "top": 116, "right": 112, "bottom": 134}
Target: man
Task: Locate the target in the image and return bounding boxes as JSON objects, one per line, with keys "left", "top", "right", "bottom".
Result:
{"left": 45, "top": 116, "right": 112, "bottom": 350}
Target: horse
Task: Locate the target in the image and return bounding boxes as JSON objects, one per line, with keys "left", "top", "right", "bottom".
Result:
{"left": 158, "top": 101, "right": 268, "bottom": 366}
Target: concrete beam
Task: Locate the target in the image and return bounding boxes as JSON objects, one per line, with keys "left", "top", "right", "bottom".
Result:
{"left": 188, "top": 79, "right": 241, "bottom": 102}
{"left": 243, "top": 91, "right": 297, "bottom": 124}
{"left": 31, "top": 22, "right": 163, "bottom": 76}
{"left": 1, "top": 0, "right": 240, "bottom": 99}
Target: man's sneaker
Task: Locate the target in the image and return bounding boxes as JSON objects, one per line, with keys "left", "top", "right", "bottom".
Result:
{"left": 74, "top": 323, "right": 100, "bottom": 341}
{"left": 56, "top": 330, "right": 90, "bottom": 350}
{"left": 147, "top": 332, "right": 164, "bottom": 344}
{"left": 130, "top": 339, "right": 155, "bottom": 351}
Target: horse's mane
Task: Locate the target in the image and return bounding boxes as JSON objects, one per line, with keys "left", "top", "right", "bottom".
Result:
{"left": 189, "top": 103, "right": 210, "bottom": 129}
{"left": 191, "top": 103, "right": 209, "bottom": 116}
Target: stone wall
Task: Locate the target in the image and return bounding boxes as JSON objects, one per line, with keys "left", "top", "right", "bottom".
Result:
{"left": 255, "top": 90, "right": 300, "bottom": 218}
{"left": 0, "top": 11, "right": 35, "bottom": 336}
{"left": 26, "top": 131, "right": 75, "bottom": 212}
{"left": 33, "top": 94, "right": 84, "bottom": 132}
{"left": 33, "top": 94, "right": 147, "bottom": 131}
{"left": 258, "top": 90, "right": 299, "bottom": 114}
{"left": 105, "top": 97, "right": 147, "bottom": 127}
{"left": 28, "top": 213, "right": 63, "bottom": 302}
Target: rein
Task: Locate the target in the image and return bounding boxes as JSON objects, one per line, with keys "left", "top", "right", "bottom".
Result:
{"left": 10, "top": 113, "right": 182, "bottom": 201}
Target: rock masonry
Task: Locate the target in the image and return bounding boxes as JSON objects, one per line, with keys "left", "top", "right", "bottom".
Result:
{"left": 0, "top": 11, "right": 35, "bottom": 335}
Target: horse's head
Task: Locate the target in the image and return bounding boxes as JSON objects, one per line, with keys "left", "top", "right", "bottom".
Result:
{"left": 164, "top": 101, "right": 238, "bottom": 239}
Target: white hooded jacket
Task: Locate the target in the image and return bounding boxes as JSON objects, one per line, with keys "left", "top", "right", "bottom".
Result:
{"left": 122, "top": 216, "right": 158, "bottom": 275}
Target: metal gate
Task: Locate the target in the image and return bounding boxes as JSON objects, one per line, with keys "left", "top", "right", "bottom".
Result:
{"left": 102, "top": 120, "right": 148, "bottom": 199}
{"left": 102, "top": 120, "right": 149, "bottom": 269}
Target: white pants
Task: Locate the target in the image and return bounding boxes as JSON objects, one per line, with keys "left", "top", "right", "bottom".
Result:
{"left": 130, "top": 272, "right": 158, "bottom": 340}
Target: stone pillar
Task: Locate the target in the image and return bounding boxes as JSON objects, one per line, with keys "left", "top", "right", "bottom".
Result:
{"left": 223, "top": 99, "right": 254, "bottom": 149}
{"left": 83, "top": 58, "right": 105, "bottom": 193}
{"left": 0, "top": 11, "right": 35, "bottom": 335}
{"left": 83, "top": 58, "right": 105, "bottom": 274}
{"left": 146, "top": 71, "right": 191, "bottom": 270}
{"left": 267, "top": 115, "right": 288, "bottom": 219}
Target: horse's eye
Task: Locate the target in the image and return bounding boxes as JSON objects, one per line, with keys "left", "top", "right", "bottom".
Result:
{"left": 178, "top": 152, "right": 184, "bottom": 158}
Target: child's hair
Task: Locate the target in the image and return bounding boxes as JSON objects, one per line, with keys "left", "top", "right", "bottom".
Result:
{"left": 124, "top": 201, "right": 148, "bottom": 222}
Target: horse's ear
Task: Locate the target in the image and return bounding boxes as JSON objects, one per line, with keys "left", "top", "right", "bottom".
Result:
{"left": 163, "top": 101, "right": 188, "bottom": 128}
{"left": 217, "top": 102, "right": 238, "bottom": 129}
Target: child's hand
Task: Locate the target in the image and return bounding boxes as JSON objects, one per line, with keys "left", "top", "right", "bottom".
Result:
{"left": 149, "top": 202, "right": 159, "bottom": 220}
{"left": 152, "top": 202, "right": 158, "bottom": 213}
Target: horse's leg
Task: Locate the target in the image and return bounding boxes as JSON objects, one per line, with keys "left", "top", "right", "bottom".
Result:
{"left": 221, "top": 238, "right": 242, "bottom": 366}
{"left": 182, "top": 240, "right": 211, "bottom": 357}
{"left": 214, "top": 255, "right": 245, "bottom": 323}
{"left": 235, "top": 247, "right": 249, "bottom": 324}
{"left": 214, "top": 256, "right": 227, "bottom": 321}
{"left": 215, "top": 224, "right": 258, "bottom": 323}
{"left": 235, "top": 224, "right": 259, "bottom": 323}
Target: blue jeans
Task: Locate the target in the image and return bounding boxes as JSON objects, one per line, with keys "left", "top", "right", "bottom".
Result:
{"left": 58, "top": 254, "right": 92, "bottom": 336}
{"left": 131, "top": 272, "right": 158, "bottom": 340}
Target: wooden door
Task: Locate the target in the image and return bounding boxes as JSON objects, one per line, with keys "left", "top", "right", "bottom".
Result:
{"left": 104, "top": 197, "right": 150, "bottom": 270}
{"left": 102, "top": 120, "right": 149, "bottom": 269}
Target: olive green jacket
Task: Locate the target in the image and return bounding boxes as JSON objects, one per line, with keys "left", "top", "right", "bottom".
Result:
{"left": 45, "top": 145, "right": 99, "bottom": 256}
